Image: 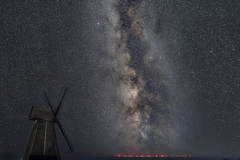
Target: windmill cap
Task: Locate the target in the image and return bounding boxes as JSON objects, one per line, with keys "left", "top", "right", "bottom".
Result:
{"left": 29, "top": 106, "right": 57, "bottom": 121}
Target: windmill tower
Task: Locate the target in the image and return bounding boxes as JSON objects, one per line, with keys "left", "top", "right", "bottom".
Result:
{"left": 24, "top": 87, "right": 74, "bottom": 160}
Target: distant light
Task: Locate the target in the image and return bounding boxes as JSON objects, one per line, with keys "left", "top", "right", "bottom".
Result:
{"left": 114, "top": 154, "right": 192, "bottom": 157}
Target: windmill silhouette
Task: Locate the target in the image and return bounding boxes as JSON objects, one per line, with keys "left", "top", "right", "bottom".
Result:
{"left": 24, "top": 87, "right": 74, "bottom": 160}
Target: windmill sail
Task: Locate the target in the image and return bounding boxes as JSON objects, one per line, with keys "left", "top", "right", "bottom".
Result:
{"left": 44, "top": 92, "right": 54, "bottom": 113}
{"left": 44, "top": 88, "right": 74, "bottom": 153}
{"left": 55, "top": 87, "right": 67, "bottom": 115}
{"left": 56, "top": 119, "right": 74, "bottom": 152}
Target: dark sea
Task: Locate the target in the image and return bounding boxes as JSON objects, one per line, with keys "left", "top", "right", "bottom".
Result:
{"left": 60, "top": 157, "right": 240, "bottom": 160}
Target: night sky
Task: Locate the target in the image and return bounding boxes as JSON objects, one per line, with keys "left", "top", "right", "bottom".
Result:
{"left": 1, "top": 0, "right": 240, "bottom": 159}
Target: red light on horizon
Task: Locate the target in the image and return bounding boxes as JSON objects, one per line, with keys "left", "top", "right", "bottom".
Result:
{"left": 114, "top": 154, "right": 192, "bottom": 158}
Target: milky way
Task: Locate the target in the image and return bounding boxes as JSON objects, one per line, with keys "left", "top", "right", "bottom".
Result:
{"left": 90, "top": 0, "right": 185, "bottom": 153}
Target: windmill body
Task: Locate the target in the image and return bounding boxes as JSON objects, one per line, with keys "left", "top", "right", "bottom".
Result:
{"left": 24, "top": 106, "right": 60, "bottom": 160}
{"left": 24, "top": 88, "right": 74, "bottom": 160}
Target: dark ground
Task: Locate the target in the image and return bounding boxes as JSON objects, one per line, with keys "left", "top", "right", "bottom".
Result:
{"left": 1, "top": 156, "right": 239, "bottom": 160}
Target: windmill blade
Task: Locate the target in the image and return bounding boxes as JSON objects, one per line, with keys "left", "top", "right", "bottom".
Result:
{"left": 56, "top": 118, "right": 74, "bottom": 152}
{"left": 44, "top": 92, "right": 55, "bottom": 113}
{"left": 44, "top": 88, "right": 74, "bottom": 153}
{"left": 55, "top": 87, "right": 68, "bottom": 116}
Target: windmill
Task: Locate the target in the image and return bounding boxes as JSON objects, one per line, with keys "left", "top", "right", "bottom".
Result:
{"left": 23, "top": 87, "right": 74, "bottom": 160}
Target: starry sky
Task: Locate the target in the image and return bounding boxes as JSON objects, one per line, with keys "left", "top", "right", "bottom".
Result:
{"left": 1, "top": 0, "right": 240, "bottom": 159}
